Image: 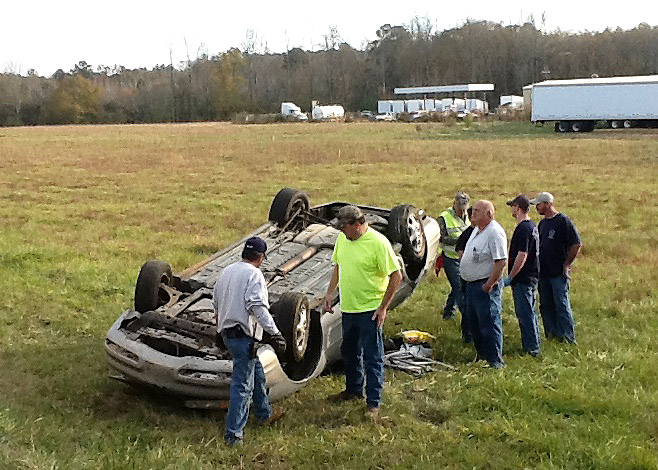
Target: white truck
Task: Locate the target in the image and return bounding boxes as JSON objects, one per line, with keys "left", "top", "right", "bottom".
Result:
{"left": 280, "top": 102, "right": 308, "bottom": 121}
{"left": 531, "top": 75, "right": 658, "bottom": 132}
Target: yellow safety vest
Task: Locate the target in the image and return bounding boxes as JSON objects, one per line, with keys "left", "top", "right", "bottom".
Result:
{"left": 439, "top": 209, "right": 467, "bottom": 259}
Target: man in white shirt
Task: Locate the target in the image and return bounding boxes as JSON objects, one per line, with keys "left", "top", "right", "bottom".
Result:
{"left": 460, "top": 200, "right": 508, "bottom": 369}
{"left": 213, "top": 236, "right": 287, "bottom": 446}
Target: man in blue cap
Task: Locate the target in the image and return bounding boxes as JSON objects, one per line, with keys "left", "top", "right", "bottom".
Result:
{"left": 213, "top": 236, "right": 287, "bottom": 446}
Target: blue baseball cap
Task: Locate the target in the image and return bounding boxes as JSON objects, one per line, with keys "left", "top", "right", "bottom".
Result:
{"left": 244, "top": 236, "right": 267, "bottom": 258}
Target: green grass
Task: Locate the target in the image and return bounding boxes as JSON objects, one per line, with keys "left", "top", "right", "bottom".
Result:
{"left": 1, "top": 121, "right": 657, "bottom": 469}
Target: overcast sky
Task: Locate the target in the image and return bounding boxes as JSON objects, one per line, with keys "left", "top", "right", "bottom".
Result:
{"left": 2, "top": 0, "right": 656, "bottom": 76}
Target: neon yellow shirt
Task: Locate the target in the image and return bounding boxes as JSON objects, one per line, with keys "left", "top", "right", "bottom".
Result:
{"left": 331, "top": 227, "right": 401, "bottom": 313}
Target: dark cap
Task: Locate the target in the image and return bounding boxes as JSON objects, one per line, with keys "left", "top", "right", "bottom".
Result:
{"left": 244, "top": 236, "right": 267, "bottom": 257}
{"left": 506, "top": 194, "right": 530, "bottom": 211}
{"left": 336, "top": 205, "right": 365, "bottom": 228}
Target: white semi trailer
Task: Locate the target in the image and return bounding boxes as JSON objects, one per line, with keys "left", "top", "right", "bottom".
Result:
{"left": 531, "top": 75, "right": 658, "bottom": 132}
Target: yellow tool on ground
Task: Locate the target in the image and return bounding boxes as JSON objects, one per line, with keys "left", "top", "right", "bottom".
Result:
{"left": 400, "top": 330, "right": 435, "bottom": 344}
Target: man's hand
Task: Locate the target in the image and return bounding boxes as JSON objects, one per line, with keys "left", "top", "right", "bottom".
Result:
{"left": 482, "top": 280, "right": 498, "bottom": 293}
{"left": 371, "top": 307, "right": 387, "bottom": 328}
{"left": 270, "top": 333, "right": 287, "bottom": 355}
{"left": 323, "top": 293, "right": 334, "bottom": 313}
{"left": 563, "top": 264, "right": 572, "bottom": 279}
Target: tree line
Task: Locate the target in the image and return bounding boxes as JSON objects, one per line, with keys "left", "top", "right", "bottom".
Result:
{"left": 1, "top": 19, "right": 657, "bottom": 126}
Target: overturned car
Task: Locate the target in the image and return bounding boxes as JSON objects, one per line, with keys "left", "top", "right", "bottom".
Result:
{"left": 105, "top": 189, "right": 440, "bottom": 404}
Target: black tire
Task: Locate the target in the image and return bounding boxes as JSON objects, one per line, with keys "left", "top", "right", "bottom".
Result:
{"left": 268, "top": 188, "right": 310, "bottom": 227}
{"left": 557, "top": 121, "right": 570, "bottom": 133}
{"left": 270, "top": 293, "right": 311, "bottom": 363}
{"left": 571, "top": 121, "right": 584, "bottom": 132}
{"left": 134, "top": 261, "right": 173, "bottom": 313}
{"left": 623, "top": 120, "right": 634, "bottom": 129}
{"left": 611, "top": 120, "right": 622, "bottom": 129}
{"left": 388, "top": 205, "right": 427, "bottom": 264}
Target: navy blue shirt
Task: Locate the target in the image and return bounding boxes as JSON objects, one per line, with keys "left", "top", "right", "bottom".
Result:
{"left": 538, "top": 213, "right": 581, "bottom": 278}
{"left": 508, "top": 219, "right": 539, "bottom": 285}
{"left": 455, "top": 225, "right": 475, "bottom": 254}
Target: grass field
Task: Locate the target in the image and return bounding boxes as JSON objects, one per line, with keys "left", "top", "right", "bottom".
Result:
{"left": 1, "top": 120, "right": 657, "bottom": 469}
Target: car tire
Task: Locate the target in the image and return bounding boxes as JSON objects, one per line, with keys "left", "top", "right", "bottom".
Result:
{"left": 388, "top": 205, "right": 427, "bottom": 264}
{"left": 134, "top": 261, "right": 173, "bottom": 313}
{"left": 270, "top": 293, "right": 311, "bottom": 363}
{"left": 268, "top": 188, "right": 310, "bottom": 227}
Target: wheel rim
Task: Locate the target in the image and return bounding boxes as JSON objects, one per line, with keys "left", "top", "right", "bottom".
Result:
{"left": 294, "top": 304, "right": 308, "bottom": 354}
{"left": 406, "top": 213, "right": 424, "bottom": 255}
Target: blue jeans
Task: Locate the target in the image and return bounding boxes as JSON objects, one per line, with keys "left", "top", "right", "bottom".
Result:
{"left": 442, "top": 256, "right": 465, "bottom": 319}
{"left": 223, "top": 336, "right": 272, "bottom": 443}
{"left": 511, "top": 282, "right": 541, "bottom": 356}
{"left": 538, "top": 275, "right": 576, "bottom": 343}
{"left": 341, "top": 312, "right": 384, "bottom": 408}
{"left": 465, "top": 280, "right": 504, "bottom": 368}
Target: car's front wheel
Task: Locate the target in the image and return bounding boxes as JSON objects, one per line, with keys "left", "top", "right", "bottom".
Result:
{"left": 134, "top": 261, "right": 173, "bottom": 313}
{"left": 270, "top": 293, "right": 311, "bottom": 363}
{"left": 388, "top": 204, "right": 427, "bottom": 264}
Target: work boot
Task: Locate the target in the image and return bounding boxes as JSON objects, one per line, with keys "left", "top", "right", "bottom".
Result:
{"left": 366, "top": 406, "right": 381, "bottom": 421}
{"left": 327, "top": 390, "right": 363, "bottom": 402}
{"left": 260, "top": 407, "right": 285, "bottom": 426}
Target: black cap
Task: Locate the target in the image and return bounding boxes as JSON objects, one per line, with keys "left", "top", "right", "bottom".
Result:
{"left": 506, "top": 194, "right": 530, "bottom": 211}
{"left": 244, "top": 236, "right": 267, "bottom": 257}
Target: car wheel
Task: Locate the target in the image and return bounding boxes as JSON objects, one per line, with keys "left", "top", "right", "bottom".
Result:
{"left": 388, "top": 205, "right": 427, "bottom": 264}
{"left": 134, "top": 261, "right": 173, "bottom": 313}
{"left": 268, "top": 188, "right": 310, "bottom": 227}
{"left": 271, "top": 293, "right": 310, "bottom": 363}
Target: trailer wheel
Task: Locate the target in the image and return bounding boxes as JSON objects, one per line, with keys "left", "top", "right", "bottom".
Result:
{"left": 134, "top": 261, "right": 173, "bottom": 313}
{"left": 623, "top": 120, "right": 634, "bottom": 129}
{"left": 571, "top": 121, "right": 585, "bottom": 132}
{"left": 610, "top": 120, "right": 622, "bottom": 129}
{"left": 557, "top": 121, "right": 570, "bottom": 133}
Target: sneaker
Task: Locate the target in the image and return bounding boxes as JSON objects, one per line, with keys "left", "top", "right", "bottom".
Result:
{"left": 327, "top": 390, "right": 363, "bottom": 402}
{"left": 225, "top": 437, "right": 243, "bottom": 447}
{"left": 484, "top": 361, "right": 505, "bottom": 369}
{"left": 260, "top": 407, "right": 285, "bottom": 426}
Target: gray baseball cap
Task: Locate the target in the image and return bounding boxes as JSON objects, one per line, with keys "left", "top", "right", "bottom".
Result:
{"left": 454, "top": 191, "right": 470, "bottom": 209}
{"left": 529, "top": 192, "right": 554, "bottom": 205}
{"left": 336, "top": 205, "right": 364, "bottom": 227}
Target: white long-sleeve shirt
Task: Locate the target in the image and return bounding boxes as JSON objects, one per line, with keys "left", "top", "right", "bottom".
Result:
{"left": 212, "top": 261, "right": 280, "bottom": 340}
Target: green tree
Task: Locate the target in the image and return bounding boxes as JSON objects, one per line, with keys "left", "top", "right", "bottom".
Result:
{"left": 45, "top": 74, "right": 101, "bottom": 124}
{"left": 212, "top": 49, "right": 246, "bottom": 119}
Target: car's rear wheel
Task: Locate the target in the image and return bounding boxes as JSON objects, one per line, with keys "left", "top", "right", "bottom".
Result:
{"left": 270, "top": 293, "right": 310, "bottom": 363}
{"left": 388, "top": 204, "right": 427, "bottom": 264}
{"left": 268, "top": 188, "right": 310, "bottom": 227}
{"left": 134, "top": 261, "right": 173, "bottom": 313}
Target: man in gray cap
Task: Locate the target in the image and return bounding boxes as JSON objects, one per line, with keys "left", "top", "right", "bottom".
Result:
{"left": 324, "top": 205, "right": 402, "bottom": 419}
{"left": 531, "top": 192, "right": 582, "bottom": 343}
{"left": 213, "top": 236, "right": 287, "bottom": 446}
{"left": 438, "top": 191, "right": 471, "bottom": 341}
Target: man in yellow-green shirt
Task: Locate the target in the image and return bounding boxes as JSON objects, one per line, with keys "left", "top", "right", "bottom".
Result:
{"left": 324, "top": 205, "right": 402, "bottom": 418}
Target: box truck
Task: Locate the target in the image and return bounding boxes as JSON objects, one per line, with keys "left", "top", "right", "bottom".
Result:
{"left": 531, "top": 75, "right": 658, "bottom": 132}
{"left": 280, "top": 102, "right": 308, "bottom": 121}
